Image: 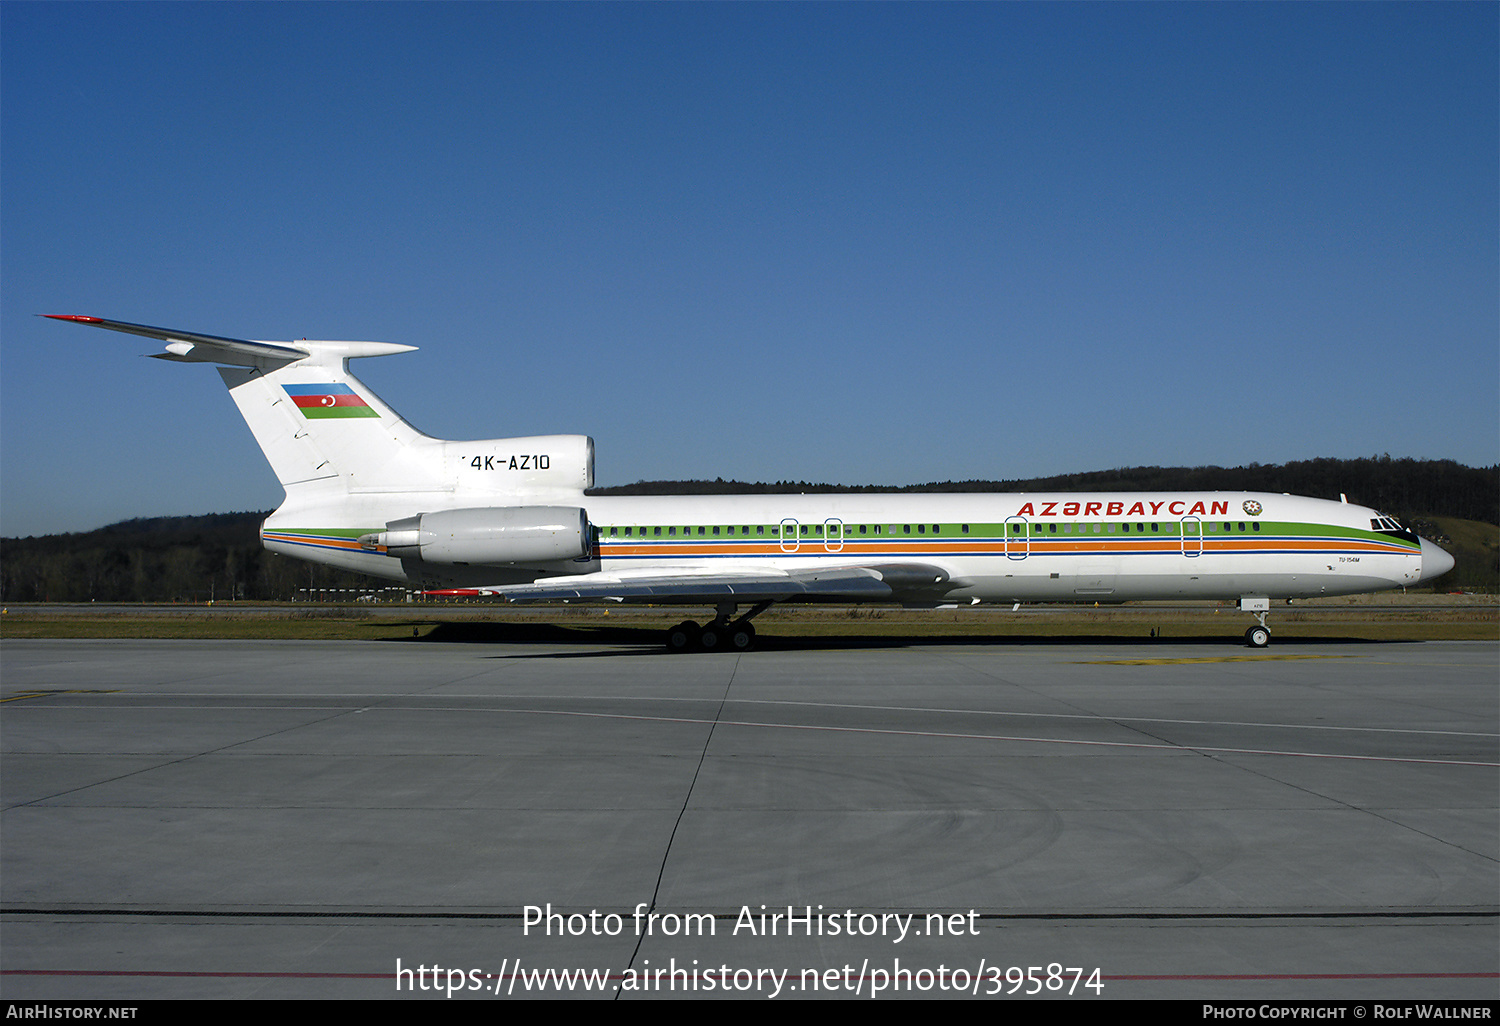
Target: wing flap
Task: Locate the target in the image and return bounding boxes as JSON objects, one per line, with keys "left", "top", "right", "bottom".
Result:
{"left": 457, "top": 562, "right": 962, "bottom": 605}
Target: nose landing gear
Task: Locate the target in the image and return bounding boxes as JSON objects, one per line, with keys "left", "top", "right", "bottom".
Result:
{"left": 1240, "top": 597, "right": 1271, "bottom": 648}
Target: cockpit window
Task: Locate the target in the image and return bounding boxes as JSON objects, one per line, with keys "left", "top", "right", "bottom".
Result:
{"left": 1370, "top": 513, "right": 1417, "bottom": 541}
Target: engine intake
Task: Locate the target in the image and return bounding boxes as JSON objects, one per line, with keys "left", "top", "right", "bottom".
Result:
{"left": 360, "top": 507, "right": 589, "bottom": 564}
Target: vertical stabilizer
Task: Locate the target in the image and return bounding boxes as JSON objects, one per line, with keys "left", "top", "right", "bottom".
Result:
{"left": 45, "top": 316, "right": 445, "bottom": 499}
{"left": 47, "top": 316, "right": 593, "bottom": 515}
{"left": 217, "top": 344, "right": 445, "bottom": 497}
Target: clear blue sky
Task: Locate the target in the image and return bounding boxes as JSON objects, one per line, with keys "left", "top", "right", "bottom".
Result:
{"left": 3, "top": 2, "right": 1495, "bottom": 537}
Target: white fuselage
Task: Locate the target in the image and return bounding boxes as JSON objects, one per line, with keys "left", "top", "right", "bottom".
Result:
{"left": 262, "top": 489, "right": 1430, "bottom": 602}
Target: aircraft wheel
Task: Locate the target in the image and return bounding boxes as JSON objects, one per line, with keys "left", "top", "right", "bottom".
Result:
{"left": 666, "top": 621, "right": 699, "bottom": 653}
{"left": 697, "top": 623, "right": 724, "bottom": 651}
{"left": 1245, "top": 625, "right": 1270, "bottom": 648}
{"left": 725, "top": 621, "right": 756, "bottom": 652}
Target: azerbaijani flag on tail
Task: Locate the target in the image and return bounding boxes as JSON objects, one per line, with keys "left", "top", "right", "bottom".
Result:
{"left": 282, "top": 384, "right": 380, "bottom": 419}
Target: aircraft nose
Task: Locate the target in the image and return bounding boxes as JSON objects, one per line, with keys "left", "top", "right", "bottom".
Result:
{"left": 1418, "top": 537, "right": 1455, "bottom": 584}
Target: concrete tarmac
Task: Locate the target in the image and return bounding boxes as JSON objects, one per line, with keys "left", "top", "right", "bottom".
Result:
{"left": 2, "top": 635, "right": 1496, "bottom": 1000}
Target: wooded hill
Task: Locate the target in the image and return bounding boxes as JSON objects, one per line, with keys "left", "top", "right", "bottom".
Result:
{"left": 594, "top": 456, "right": 1499, "bottom": 526}
{"left": 3, "top": 457, "right": 1494, "bottom": 602}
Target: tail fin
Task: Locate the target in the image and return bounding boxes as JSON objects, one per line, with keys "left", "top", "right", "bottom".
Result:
{"left": 216, "top": 343, "right": 440, "bottom": 496}
{"left": 46, "top": 315, "right": 442, "bottom": 497}
{"left": 44, "top": 316, "right": 593, "bottom": 506}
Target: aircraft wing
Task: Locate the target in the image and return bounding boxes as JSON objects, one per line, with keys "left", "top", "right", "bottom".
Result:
{"left": 440, "top": 562, "right": 966, "bottom": 605}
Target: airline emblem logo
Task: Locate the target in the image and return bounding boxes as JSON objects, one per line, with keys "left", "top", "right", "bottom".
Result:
{"left": 283, "top": 384, "right": 379, "bottom": 419}
{"left": 1243, "top": 500, "right": 1263, "bottom": 516}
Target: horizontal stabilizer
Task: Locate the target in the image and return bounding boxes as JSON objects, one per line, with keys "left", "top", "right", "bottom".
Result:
{"left": 44, "top": 315, "right": 310, "bottom": 366}
{"left": 44, "top": 315, "right": 420, "bottom": 368}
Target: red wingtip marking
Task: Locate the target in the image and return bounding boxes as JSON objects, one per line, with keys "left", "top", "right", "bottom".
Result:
{"left": 43, "top": 315, "right": 102, "bottom": 323}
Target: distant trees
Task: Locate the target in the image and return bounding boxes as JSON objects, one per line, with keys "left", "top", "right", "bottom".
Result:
{"left": 0, "top": 513, "right": 376, "bottom": 604}
{"left": 594, "top": 457, "right": 1499, "bottom": 526}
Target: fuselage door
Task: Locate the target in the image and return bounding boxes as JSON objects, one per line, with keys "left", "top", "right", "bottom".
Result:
{"left": 824, "top": 518, "right": 844, "bottom": 552}
{"left": 1005, "top": 516, "right": 1029, "bottom": 560}
{"left": 1180, "top": 516, "right": 1202, "bottom": 557}
{"left": 780, "top": 518, "right": 800, "bottom": 553}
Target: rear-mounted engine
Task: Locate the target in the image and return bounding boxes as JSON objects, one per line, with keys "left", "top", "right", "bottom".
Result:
{"left": 359, "top": 507, "right": 590, "bottom": 564}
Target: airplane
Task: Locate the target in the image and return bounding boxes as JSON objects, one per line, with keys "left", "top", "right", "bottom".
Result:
{"left": 46, "top": 315, "right": 1455, "bottom": 651}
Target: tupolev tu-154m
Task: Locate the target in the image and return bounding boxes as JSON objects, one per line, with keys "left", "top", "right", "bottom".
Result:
{"left": 48, "top": 315, "right": 1455, "bottom": 651}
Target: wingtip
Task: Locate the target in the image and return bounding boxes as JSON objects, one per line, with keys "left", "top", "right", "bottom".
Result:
{"left": 41, "top": 314, "right": 102, "bottom": 323}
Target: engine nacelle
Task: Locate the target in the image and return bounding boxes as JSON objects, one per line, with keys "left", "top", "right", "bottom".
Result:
{"left": 360, "top": 506, "right": 590, "bottom": 564}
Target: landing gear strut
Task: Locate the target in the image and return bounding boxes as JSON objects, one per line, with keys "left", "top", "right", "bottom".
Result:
{"left": 665, "top": 601, "right": 772, "bottom": 653}
{"left": 1240, "top": 597, "right": 1271, "bottom": 648}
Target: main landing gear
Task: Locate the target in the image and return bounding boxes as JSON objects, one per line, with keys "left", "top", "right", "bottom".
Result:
{"left": 665, "top": 601, "right": 772, "bottom": 653}
{"left": 1240, "top": 597, "right": 1271, "bottom": 648}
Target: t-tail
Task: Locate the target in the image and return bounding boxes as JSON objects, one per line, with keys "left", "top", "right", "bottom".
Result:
{"left": 45, "top": 316, "right": 598, "bottom": 586}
